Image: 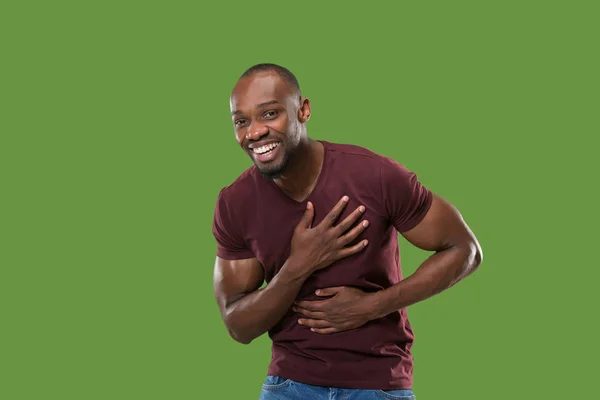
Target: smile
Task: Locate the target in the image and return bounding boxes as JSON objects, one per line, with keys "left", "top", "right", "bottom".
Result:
{"left": 253, "top": 142, "right": 280, "bottom": 155}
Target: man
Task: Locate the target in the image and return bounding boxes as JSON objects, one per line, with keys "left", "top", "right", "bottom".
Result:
{"left": 212, "top": 63, "right": 483, "bottom": 400}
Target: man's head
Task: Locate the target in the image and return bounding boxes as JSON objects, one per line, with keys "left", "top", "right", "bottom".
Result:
{"left": 230, "top": 63, "right": 311, "bottom": 180}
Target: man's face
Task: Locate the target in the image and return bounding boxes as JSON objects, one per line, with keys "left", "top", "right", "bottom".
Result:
{"left": 230, "top": 72, "right": 308, "bottom": 179}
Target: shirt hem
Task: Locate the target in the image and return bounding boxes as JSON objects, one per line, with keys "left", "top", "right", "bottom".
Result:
{"left": 267, "top": 367, "right": 413, "bottom": 390}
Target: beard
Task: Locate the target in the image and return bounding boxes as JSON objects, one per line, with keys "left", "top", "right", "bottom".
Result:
{"left": 255, "top": 148, "right": 292, "bottom": 180}
{"left": 247, "top": 129, "right": 301, "bottom": 181}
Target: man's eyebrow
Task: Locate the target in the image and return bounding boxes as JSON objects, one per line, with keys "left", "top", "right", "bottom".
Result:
{"left": 232, "top": 100, "right": 280, "bottom": 116}
{"left": 257, "top": 100, "right": 279, "bottom": 108}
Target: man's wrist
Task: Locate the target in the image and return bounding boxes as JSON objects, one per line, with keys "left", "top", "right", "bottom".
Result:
{"left": 278, "top": 255, "right": 312, "bottom": 284}
{"left": 368, "top": 284, "right": 404, "bottom": 320}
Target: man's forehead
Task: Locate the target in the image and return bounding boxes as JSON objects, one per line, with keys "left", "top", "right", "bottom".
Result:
{"left": 230, "top": 73, "right": 294, "bottom": 109}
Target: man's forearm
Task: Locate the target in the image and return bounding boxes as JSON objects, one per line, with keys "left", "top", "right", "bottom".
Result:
{"left": 224, "top": 257, "right": 310, "bottom": 344}
{"left": 371, "top": 242, "right": 482, "bottom": 319}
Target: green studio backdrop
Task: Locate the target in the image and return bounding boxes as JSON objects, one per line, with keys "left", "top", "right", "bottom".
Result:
{"left": 1, "top": 1, "right": 597, "bottom": 399}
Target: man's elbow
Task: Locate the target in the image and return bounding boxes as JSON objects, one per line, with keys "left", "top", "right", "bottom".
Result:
{"left": 228, "top": 329, "right": 253, "bottom": 345}
{"left": 224, "top": 312, "right": 255, "bottom": 345}
{"left": 466, "top": 236, "right": 483, "bottom": 272}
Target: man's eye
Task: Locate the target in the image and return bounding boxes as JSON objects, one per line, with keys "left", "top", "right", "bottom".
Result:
{"left": 234, "top": 119, "right": 246, "bottom": 126}
{"left": 264, "top": 110, "right": 278, "bottom": 118}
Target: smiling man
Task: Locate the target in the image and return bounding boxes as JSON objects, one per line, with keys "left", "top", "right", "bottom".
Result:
{"left": 212, "top": 63, "right": 483, "bottom": 400}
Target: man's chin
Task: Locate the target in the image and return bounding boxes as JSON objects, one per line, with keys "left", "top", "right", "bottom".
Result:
{"left": 256, "top": 164, "right": 284, "bottom": 180}
{"left": 250, "top": 151, "right": 290, "bottom": 180}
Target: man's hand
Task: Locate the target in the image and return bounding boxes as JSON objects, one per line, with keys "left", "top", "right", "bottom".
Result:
{"left": 213, "top": 196, "right": 369, "bottom": 345}
{"left": 286, "top": 196, "right": 370, "bottom": 280}
{"left": 292, "top": 286, "right": 377, "bottom": 334}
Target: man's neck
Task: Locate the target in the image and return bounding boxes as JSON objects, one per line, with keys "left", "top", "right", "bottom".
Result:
{"left": 274, "top": 138, "right": 324, "bottom": 202}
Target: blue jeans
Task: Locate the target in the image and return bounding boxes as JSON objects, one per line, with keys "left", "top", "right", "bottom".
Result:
{"left": 258, "top": 376, "right": 416, "bottom": 400}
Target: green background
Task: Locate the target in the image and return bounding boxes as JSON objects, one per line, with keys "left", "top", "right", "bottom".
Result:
{"left": 2, "top": 1, "right": 597, "bottom": 399}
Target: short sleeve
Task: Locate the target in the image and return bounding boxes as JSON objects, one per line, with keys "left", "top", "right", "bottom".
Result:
{"left": 380, "top": 157, "right": 433, "bottom": 233}
{"left": 212, "top": 189, "right": 255, "bottom": 260}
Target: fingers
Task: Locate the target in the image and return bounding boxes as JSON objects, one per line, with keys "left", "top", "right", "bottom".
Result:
{"left": 296, "top": 201, "right": 315, "bottom": 230}
{"left": 338, "top": 219, "right": 369, "bottom": 246}
{"left": 318, "top": 196, "right": 349, "bottom": 229}
{"left": 336, "top": 239, "right": 369, "bottom": 259}
{"left": 298, "top": 319, "right": 341, "bottom": 334}
{"left": 298, "top": 318, "right": 331, "bottom": 329}
{"left": 294, "top": 300, "right": 325, "bottom": 312}
{"left": 315, "top": 287, "right": 344, "bottom": 296}
{"left": 293, "top": 305, "right": 326, "bottom": 319}
{"left": 310, "top": 327, "right": 339, "bottom": 335}
{"left": 333, "top": 205, "right": 366, "bottom": 236}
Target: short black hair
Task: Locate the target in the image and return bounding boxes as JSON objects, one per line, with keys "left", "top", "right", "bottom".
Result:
{"left": 239, "top": 63, "right": 301, "bottom": 95}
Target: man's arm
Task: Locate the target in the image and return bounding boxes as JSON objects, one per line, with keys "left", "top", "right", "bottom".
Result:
{"left": 213, "top": 196, "right": 370, "bottom": 344}
{"left": 370, "top": 193, "right": 483, "bottom": 318}
{"left": 292, "top": 157, "right": 482, "bottom": 334}
{"left": 293, "top": 193, "right": 483, "bottom": 334}
{"left": 213, "top": 256, "right": 310, "bottom": 345}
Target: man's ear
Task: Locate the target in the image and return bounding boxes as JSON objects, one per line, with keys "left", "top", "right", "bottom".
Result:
{"left": 297, "top": 96, "right": 311, "bottom": 123}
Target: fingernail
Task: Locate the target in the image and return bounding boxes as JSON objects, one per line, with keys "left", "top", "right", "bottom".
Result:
{"left": 363, "top": 220, "right": 369, "bottom": 227}
{"left": 342, "top": 196, "right": 349, "bottom": 202}
{"left": 298, "top": 319, "right": 303, "bottom": 325}
{"left": 359, "top": 206, "right": 365, "bottom": 212}
{"left": 363, "top": 240, "right": 369, "bottom": 246}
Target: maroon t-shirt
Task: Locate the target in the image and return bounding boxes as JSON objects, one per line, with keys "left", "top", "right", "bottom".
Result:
{"left": 212, "top": 141, "right": 433, "bottom": 390}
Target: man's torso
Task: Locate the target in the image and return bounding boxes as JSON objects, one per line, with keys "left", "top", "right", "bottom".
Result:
{"left": 214, "top": 141, "right": 432, "bottom": 389}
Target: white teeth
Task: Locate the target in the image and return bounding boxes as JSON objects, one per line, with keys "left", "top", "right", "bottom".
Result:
{"left": 253, "top": 142, "right": 279, "bottom": 155}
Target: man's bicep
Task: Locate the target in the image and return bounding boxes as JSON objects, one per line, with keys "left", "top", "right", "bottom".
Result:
{"left": 213, "top": 256, "right": 265, "bottom": 311}
{"left": 400, "top": 194, "right": 475, "bottom": 252}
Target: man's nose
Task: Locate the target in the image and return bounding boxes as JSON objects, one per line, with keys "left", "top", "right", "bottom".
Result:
{"left": 246, "top": 123, "right": 269, "bottom": 141}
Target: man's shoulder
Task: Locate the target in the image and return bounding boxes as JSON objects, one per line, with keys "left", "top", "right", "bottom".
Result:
{"left": 323, "top": 140, "right": 396, "bottom": 172}
{"left": 323, "top": 140, "right": 422, "bottom": 186}
{"left": 216, "top": 165, "right": 260, "bottom": 202}
{"left": 324, "top": 141, "right": 389, "bottom": 162}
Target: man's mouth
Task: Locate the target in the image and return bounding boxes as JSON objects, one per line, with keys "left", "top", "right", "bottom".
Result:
{"left": 252, "top": 142, "right": 280, "bottom": 155}
{"left": 250, "top": 142, "right": 281, "bottom": 163}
